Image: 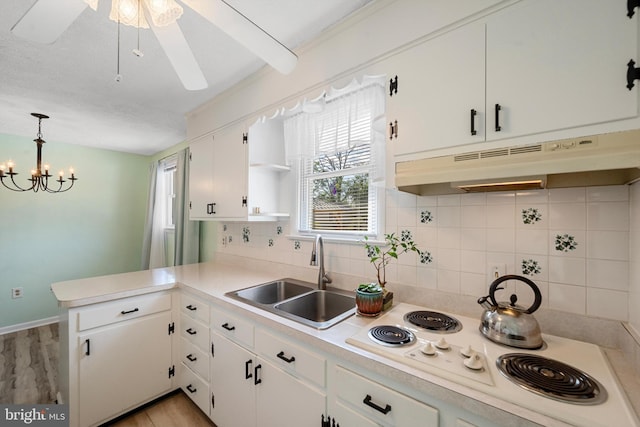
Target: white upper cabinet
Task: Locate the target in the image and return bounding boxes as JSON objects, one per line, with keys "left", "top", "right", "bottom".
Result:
{"left": 388, "top": 21, "right": 486, "bottom": 156}
{"left": 485, "top": 0, "right": 638, "bottom": 140}
{"left": 390, "top": 0, "right": 639, "bottom": 158}
{"left": 188, "top": 118, "right": 290, "bottom": 221}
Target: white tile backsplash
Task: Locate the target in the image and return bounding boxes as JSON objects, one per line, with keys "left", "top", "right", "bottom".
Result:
{"left": 216, "top": 185, "right": 634, "bottom": 323}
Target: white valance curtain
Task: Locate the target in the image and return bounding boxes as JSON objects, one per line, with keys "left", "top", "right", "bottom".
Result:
{"left": 283, "top": 75, "right": 386, "bottom": 185}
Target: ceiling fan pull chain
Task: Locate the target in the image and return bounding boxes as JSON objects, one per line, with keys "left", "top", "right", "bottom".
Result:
{"left": 133, "top": 0, "right": 144, "bottom": 57}
{"left": 115, "top": 18, "right": 122, "bottom": 82}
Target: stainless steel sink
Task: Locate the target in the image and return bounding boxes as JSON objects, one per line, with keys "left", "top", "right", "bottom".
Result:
{"left": 226, "top": 278, "right": 356, "bottom": 329}
{"left": 274, "top": 290, "right": 355, "bottom": 329}
{"left": 232, "top": 278, "right": 314, "bottom": 304}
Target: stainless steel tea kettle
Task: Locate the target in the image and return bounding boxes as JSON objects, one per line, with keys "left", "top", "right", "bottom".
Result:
{"left": 477, "top": 274, "right": 543, "bottom": 349}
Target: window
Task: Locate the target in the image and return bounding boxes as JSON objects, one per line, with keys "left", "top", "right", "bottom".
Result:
{"left": 162, "top": 158, "right": 177, "bottom": 229}
{"left": 285, "top": 77, "right": 385, "bottom": 237}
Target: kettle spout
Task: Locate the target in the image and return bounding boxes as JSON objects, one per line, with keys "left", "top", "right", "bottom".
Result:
{"left": 477, "top": 295, "right": 494, "bottom": 311}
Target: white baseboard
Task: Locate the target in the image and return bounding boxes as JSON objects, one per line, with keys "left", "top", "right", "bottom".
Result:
{"left": 0, "top": 316, "right": 59, "bottom": 335}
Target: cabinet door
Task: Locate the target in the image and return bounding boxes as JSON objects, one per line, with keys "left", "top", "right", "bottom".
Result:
{"left": 189, "top": 135, "right": 215, "bottom": 220}
{"left": 211, "top": 125, "right": 247, "bottom": 219}
{"left": 486, "top": 0, "right": 638, "bottom": 140}
{"left": 389, "top": 21, "right": 486, "bottom": 157}
{"left": 210, "top": 331, "right": 256, "bottom": 427}
{"left": 78, "top": 311, "right": 172, "bottom": 426}
{"left": 256, "top": 359, "right": 326, "bottom": 427}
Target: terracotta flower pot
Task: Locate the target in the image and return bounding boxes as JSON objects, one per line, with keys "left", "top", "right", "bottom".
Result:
{"left": 356, "top": 290, "right": 384, "bottom": 316}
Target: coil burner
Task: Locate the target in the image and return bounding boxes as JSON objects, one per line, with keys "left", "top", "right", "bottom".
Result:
{"left": 496, "top": 353, "right": 607, "bottom": 405}
{"left": 404, "top": 310, "right": 462, "bottom": 333}
{"left": 368, "top": 325, "right": 415, "bottom": 347}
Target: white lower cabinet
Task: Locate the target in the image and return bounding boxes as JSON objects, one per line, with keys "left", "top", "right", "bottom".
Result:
{"left": 62, "top": 292, "right": 175, "bottom": 427}
{"left": 179, "top": 292, "right": 211, "bottom": 416}
{"left": 210, "top": 324, "right": 326, "bottom": 427}
{"left": 331, "top": 365, "right": 439, "bottom": 426}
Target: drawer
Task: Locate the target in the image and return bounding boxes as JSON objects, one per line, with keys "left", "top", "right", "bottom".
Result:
{"left": 255, "top": 329, "right": 326, "bottom": 388}
{"left": 335, "top": 366, "right": 438, "bottom": 426}
{"left": 181, "top": 337, "right": 210, "bottom": 381}
{"left": 181, "top": 293, "right": 210, "bottom": 324}
{"left": 211, "top": 307, "right": 254, "bottom": 348}
{"left": 180, "top": 314, "right": 209, "bottom": 352}
{"left": 180, "top": 363, "right": 210, "bottom": 417}
{"left": 77, "top": 292, "right": 171, "bottom": 331}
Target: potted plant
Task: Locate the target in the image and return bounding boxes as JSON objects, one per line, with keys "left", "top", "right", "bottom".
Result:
{"left": 363, "top": 232, "right": 422, "bottom": 311}
{"left": 355, "top": 282, "right": 384, "bottom": 316}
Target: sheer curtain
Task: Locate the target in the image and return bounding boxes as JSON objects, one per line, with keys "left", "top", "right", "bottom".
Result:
{"left": 141, "top": 148, "right": 199, "bottom": 269}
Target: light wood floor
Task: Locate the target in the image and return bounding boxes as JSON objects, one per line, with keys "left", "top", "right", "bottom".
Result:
{"left": 108, "top": 391, "right": 215, "bottom": 427}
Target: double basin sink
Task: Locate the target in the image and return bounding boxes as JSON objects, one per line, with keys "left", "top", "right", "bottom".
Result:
{"left": 226, "top": 278, "right": 356, "bottom": 329}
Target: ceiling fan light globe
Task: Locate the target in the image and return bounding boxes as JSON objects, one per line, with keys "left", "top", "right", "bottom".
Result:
{"left": 144, "top": 0, "right": 183, "bottom": 27}
{"left": 109, "top": 0, "right": 149, "bottom": 28}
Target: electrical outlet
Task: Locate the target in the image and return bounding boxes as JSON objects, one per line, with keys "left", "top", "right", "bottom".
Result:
{"left": 490, "top": 264, "right": 506, "bottom": 280}
{"left": 11, "top": 287, "right": 23, "bottom": 299}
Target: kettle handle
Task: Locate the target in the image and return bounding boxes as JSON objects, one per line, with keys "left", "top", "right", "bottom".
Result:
{"left": 488, "top": 275, "right": 542, "bottom": 314}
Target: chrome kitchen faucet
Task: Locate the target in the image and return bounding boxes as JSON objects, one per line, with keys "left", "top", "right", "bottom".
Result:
{"left": 310, "top": 234, "right": 331, "bottom": 290}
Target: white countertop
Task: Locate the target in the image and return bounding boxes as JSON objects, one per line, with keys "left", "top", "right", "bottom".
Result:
{"left": 51, "top": 260, "right": 640, "bottom": 427}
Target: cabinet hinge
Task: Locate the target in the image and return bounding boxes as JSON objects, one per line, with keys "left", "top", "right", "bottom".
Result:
{"left": 168, "top": 365, "right": 175, "bottom": 378}
{"left": 189, "top": 201, "right": 192, "bottom": 210}
{"left": 211, "top": 342, "right": 215, "bottom": 357}
{"left": 189, "top": 152, "right": 192, "bottom": 161}
{"left": 242, "top": 196, "right": 247, "bottom": 207}
{"left": 168, "top": 322, "right": 175, "bottom": 335}
{"left": 211, "top": 393, "right": 215, "bottom": 409}
{"left": 389, "top": 75, "right": 398, "bottom": 96}
{"left": 242, "top": 133, "right": 248, "bottom": 144}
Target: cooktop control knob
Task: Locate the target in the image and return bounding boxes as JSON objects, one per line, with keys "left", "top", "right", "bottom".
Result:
{"left": 460, "top": 345, "right": 474, "bottom": 358}
{"left": 464, "top": 353, "right": 484, "bottom": 370}
{"left": 435, "top": 337, "right": 450, "bottom": 350}
{"left": 420, "top": 342, "right": 436, "bottom": 356}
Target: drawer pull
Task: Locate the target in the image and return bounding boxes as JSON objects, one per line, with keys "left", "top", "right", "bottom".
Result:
{"left": 186, "top": 384, "right": 197, "bottom": 394}
{"left": 186, "top": 304, "right": 197, "bottom": 311}
{"left": 276, "top": 351, "right": 296, "bottom": 364}
{"left": 120, "top": 308, "right": 139, "bottom": 315}
{"left": 186, "top": 328, "right": 197, "bottom": 335}
{"left": 221, "top": 322, "right": 236, "bottom": 331}
{"left": 245, "top": 359, "right": 253, "bottom": 379}
{"left": 186, "top": 354, "right": 197, "bottom": 362}
{"left": 363, "top": 394, "right": 391, "bottom": 415}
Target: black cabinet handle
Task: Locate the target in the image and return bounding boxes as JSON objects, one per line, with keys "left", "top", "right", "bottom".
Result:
{"left": 186, "top": 354, "right": 197, "bottom": 362}
{"left": 389, "top": 120, "right": 398, "bottom": 140}
{"left": 186, "top": 304, "right": 197, "bottom": 311}
{"left": 221, "top": 322, "right": 235, "bottom": 331}
{"left": 207, "top": 203, "right": 216, "bottom": 215}
{"left": 363, "top": 394, "right": 391, "bottom": 415}
{"left": 254, "top": 364, "right": 262, "bottom": 385}
{"left": 85, "top": 339, "right": 90, "bottom": 356}
{"left": 389, "top": 75, "right": 398, "bottom": 96}
{"left": 494, "top": 103, "right": 502, "bottom": 132}
{"left": 186, "top": 328, "right": 197, "bottom": 335}
{"left": 245, "top": 359, "right": 253, "bottom": 379}
{"left": 120, "top": 308, "right": 139, "bottom": 315}
{"left": 628, "top": 0, "right": 640, "bottom": 18}
{"left": 470, "top": 108, "right": 477, "bottom": 136}
{"left": 186, "top": 384, "right": 197, "bottom": 394}
{"left": 276, "top": 351, "right": 296, "bottom": 364}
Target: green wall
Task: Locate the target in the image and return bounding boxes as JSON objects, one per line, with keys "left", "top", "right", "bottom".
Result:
{"left": 0, "top": 133, "right": 149, "bottom": 328}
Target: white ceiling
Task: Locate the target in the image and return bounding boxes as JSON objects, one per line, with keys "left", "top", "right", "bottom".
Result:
{"left": 0, "top": 0, "right": 373, "bottom": 155}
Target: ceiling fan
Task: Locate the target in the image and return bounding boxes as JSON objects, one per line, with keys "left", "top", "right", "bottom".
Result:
{"left": 11, "top": 0, "right": 298, "bottom": 90}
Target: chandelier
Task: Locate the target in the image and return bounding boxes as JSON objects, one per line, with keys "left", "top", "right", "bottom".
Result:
{"left": 0, "top": 113, "right": 77, "bottom": 193}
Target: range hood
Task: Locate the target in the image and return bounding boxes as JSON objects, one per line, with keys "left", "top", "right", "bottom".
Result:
{"left": 395, "top": 129, "right": 640, "bottom": 195}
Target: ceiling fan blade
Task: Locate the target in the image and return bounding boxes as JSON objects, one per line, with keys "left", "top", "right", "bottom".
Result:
{"left": 11, "top": 0, "right": 88, "bottom": 44}
{"left": 180, "top": 0, "right": 298, "bottom": 75}
{"left": 148, "top": 20, "right": 208, "bottom": 91}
